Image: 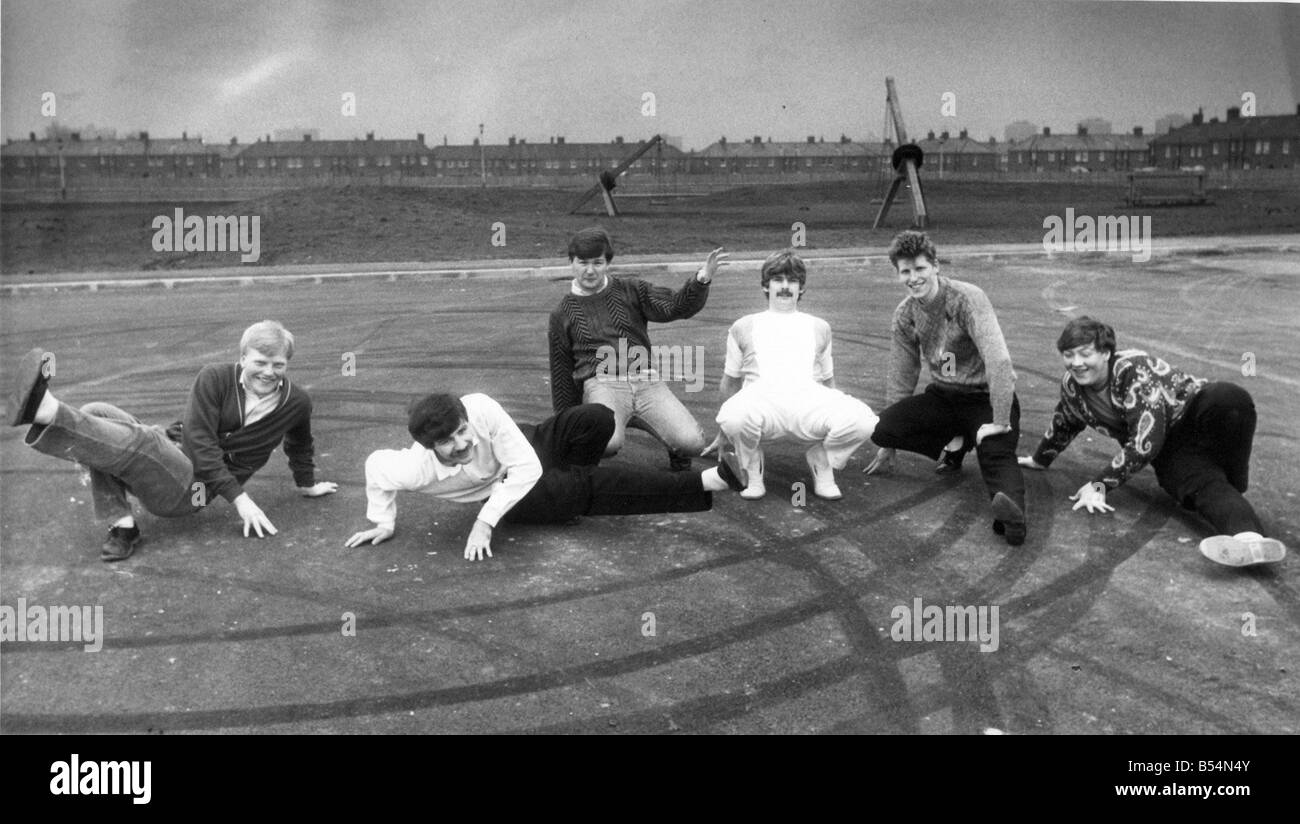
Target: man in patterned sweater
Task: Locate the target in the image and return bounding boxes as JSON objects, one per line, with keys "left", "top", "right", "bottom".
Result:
{"left": 1019, "top": 316, "right": 1286, "bottom": 567}
{"left": 549, "top": 227, "right": 727, "bottom": 470}
{"left": 7, "top": 321, "right": 338, "bottom": 561}
{"left": 865, "top": 230, "right": 1029, "bottom": 546}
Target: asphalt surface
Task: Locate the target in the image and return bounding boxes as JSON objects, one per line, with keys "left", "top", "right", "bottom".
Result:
{"left": 1, "top": 239, "right": 1297, "bottom": 734}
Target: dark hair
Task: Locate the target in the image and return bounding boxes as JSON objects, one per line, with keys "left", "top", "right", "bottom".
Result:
{"left": 887, "top": 230, "right": 938, "bottom": 268}
{"left": 568, "top": 226, "right": 614, "bottom": 262}
{"left": 407, "top": 393, "right": 468, "bottom": 447}
{"left": 760, "top": 249, "right": 807, "bottom": 291}
{"left": 1056, "top": 316, "right": 1117, "bottom": 354}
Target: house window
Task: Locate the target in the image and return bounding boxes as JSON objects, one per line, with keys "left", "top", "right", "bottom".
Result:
{"left": 1283, "top": 140, "right": 1291, "bottom": 155}
{"left": 1047, "top": 152, "right": 1055, "bottom": 162}
{"left": 1098, "top": 151, "right": 1106, "bottom": 162}
{"left": 1212, "top": 143, "right": 1220, "bottom": 156}
{"left": 257, "top": 159, "right": 266, "bottom": 168}
{"left": 420, "top": 156, "right": 429, "bottom": 165}
{"left": 313, "top": 157, "right": 322, "bottom": 168}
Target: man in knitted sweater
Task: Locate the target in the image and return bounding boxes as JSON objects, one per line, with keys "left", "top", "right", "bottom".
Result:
{"left": 865, "top": 231, "right": 1029, "bottom": 546}
{"left": 7, "top": 321, "right": 337, "bottom": 561}
{"left": 549, "top": 227, "right": 727, "bottom": 470}
{"left": 1019, "top": 316, "right": 1286, "bottom": 567}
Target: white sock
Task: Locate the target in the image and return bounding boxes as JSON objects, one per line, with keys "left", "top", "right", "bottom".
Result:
{"left": 111, "top": 516, "right": 136, "bottom": 530}
{"left": 701, "top": 467, "right": 727, "bottom": 492}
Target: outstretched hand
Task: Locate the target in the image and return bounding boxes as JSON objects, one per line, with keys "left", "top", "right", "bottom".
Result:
{"left": 701, "top": 431, "right": 729, "bottom": 458}
{"left": 864, "top": 447, "right": 896, "bottom": 475}
{"left": 344, "top": 524, "right": 395, "bottom": 548}
{"left": 299, "top": 481, "right": 339, "bottom": 497}
{"left": 698, "top": 247, "right": 730, "bottom": 283}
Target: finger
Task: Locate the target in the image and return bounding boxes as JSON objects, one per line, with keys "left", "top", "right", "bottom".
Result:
{"left": 244, "top": 519, "right": 251, "bottom": 538}
{"left": 265, "top": 520, "right": 278, "bottom": 536}
{"left": 486, "top": 545, "right": 493, "bottom": 558}
{"left": 345, "top": 533, "right": 362, "bottom": 548}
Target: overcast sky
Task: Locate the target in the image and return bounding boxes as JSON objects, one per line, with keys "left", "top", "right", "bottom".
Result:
{"left": 2, "top": 0, "right": 1297, "bottom": 150}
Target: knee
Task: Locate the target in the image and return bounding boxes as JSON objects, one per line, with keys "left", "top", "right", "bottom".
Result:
{"left": 79, "top": 401, "right": 118, "bottom": 418}
{"left": 603, "top": 428, "right": 625, "bottom": 456}
{"left": 578, "top": 403, "right": 616, "bottom": 437}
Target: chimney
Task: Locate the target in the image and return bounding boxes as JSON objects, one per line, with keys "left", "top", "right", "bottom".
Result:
{"left": 29, "top": 131, "right": 35, "bottom": 141}
{"left": 1077, "top": 125, "right": 1087, "bottom": 136}
{"left": 141, "top": 131, "right": 150, "bottom": 141}
{"left": 230, "top": 136, "right": 238, "bottom": 145}
{"left": 1226, "top": 107, "right": 1240, "bottom": 121}
{"left": 1133, "top": 126, "right": 1143, "bottom": 136}
{"left": 1192, "top": 107, "right": 1203, "bottom": 125}
{"left": 508, "top": 136, "right": 516, "bottom": 146}
{"left": 557, "top": 136, "right": 565, "bottom": 145}
{"left": 1042, "top": 127, "right": 1051, "bottom": 136}
{"left": 181, "top": 131, "right": 187, "bottom": 141}
{"left": 304, "top": 133, "right": 312, "bottom": 142}
{"left": 519, "top": 138, "right": 526, "bottom": 145}
{"left": 940, "top": 130, "right": 950, "bottom": 140}
{"left": 417, "top": 132, "right": 425, "bottom": 145}
{"left": 840, "top": 134, "right": 850, "bottom": 144}
{"left": 615, "top": 136, "right": 623, "bottom": 144}
{"left": 719, "top": 136, "right": 726, "bottom": 146}
{"left": 1210, "top": 117, "right": 1220, "bottom": 124}
{"left": 959, "top": 129, "right": 968, "bottom": 139}
{"left": 927, "top": 130, "right": 936, "bottom": 140}
{"left": 473, "top": 137, "right": 480, "bottom": 146}
{"left": 807, "top": 135, "right": 815, "bottom": 143}
{"left": 366, "top": 131, "right": 374, "bottom": 141}
{"left": 71, "top": 132, "right": 81, "bottom": 142}
{"left": 753, "top": 135, "right": 762, "bottom": 145}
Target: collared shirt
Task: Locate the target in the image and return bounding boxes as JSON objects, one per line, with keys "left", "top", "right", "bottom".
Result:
{"left": 241, "top": 379, "right": 283, "bottom": 427}
{"left": 362, "top": 394, "right": 543, "bottom": 529}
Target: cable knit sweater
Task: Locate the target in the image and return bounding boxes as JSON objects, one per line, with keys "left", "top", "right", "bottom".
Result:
{"left": 887, "top": 276, "right": 1017, "bottom": 425}
{"left": 548, "top": 273, "right": 710, "bottom": 411}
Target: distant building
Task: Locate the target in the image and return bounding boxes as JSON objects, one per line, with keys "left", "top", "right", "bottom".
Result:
{"left": 430, "top": 135, "right": 686, "bottom": 179}
{"left": 1006, "top": 125, "right": 1150, "bottom": 172}
{"left": 1, "top": 131, "right": 224, "bottom": 182}
{"left": 1154, "top": 113, "right": 1191, "bottom": 135}
{"left": 1148, "top": 105, "right": 1300, "bottom": 170}
{"left": 916, "top": 130, "right": 999, "bottom": 173}
{"left": 1004, "top": 120, "right": 1038, "bottom": 143}
{"left": 693, "top": 135, "right": 888, "bottom": 175}
{"left": 236, "top": 132, "right": 433, "bottom": 177}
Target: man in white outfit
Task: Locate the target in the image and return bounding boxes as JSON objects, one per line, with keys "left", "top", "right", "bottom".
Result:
{"left": 704, "top": 250, "right": 878, "bottom": 500}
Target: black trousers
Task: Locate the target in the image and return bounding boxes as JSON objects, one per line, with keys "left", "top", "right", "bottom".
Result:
{"left": 871, "top": 383, "right": 1027, "bottom": 515}
{"left": 504, "top": 404, "right": 712, "bottom": 525}
{"left": 1152, "top": 382, "right": 1261, "bottom": 535}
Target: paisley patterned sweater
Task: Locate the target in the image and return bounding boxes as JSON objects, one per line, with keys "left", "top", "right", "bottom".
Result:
{"left": 1031, "top": 350, "right": 1206, "bottom": 489}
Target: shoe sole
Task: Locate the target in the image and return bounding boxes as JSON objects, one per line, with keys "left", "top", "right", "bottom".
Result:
{"left": 101, "top": 542, "right": 140, "bottom": 562}
{"left": 8, "top": 348, "right": 48, "bottom": 426}
{"left": 991, "top": 492, "right": 1024, "bottom": 524}
{"left": 1199, "top": 535, "right": 1286, "bottom": 567}
{"left": 813, "top": 485, "right": 843, "bottom": 500}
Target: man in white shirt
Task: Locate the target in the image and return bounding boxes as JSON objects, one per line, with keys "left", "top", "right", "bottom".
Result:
{"left": 344, "top": 394, "right": 746, "bottom": 560}
{"left": 703, "top": 250, "right": 878, "bottom": 500}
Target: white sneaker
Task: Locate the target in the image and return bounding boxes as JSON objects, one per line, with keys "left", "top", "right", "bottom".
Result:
{"left": 1198, "top": 534, "right": 1287, "bottom": 567}
{"left": 806, "top": 444, "right": 843, "bottom": 500}
{"left": 740, "top": 477, "right": 767, "bottom": 500}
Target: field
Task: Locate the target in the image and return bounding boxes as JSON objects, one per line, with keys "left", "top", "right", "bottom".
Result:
{"left": 1, "top": 231, "right": 1297, "bottom": 733}
{"left": 4, "top": 178, "right": 1300, "bottom": 274}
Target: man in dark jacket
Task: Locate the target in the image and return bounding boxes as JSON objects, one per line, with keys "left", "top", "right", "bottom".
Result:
{"left": 8, "top": 320, "right": 337, "bottom": 561}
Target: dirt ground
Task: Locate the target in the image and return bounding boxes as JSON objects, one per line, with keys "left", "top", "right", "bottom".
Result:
{"left": 3, "top": 178, "right": 1299, "bottom": 274}
{"left": 1, "top": 245, "right": 1296, "bottom": 736}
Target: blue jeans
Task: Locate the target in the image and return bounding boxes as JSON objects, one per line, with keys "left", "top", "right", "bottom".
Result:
{"left": 26, "top": 401, "right": 198, "bottom": 521}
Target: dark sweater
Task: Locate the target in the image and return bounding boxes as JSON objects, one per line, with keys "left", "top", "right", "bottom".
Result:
{"left": 179, "top": 363, "right": 318, "bottom": 503}
{"left": 548, "top": 273, "right": 710, "bottom": 411}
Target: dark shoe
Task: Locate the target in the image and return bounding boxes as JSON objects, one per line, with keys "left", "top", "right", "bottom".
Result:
{"left": 101, "top": 525, "right": 141, "bottom": 562}
{"left": 668, "top": 452, "right": 693, "bottom": 471}
{"left": 717, "top": 451, "right": 748, "bottom": 492}
{"left": 8, "top": 348, "right": 50, "bottom": 426}
{"left": 991, "top": 492, "right": 1026, "bottom": 546}
{"left": 935, "top": 446, "right": 968, "bottom": 474}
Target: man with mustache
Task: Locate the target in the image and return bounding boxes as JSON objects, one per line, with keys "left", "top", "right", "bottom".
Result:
{"left": 344, "top": 393, "right": 746, "bottom": 561}
{"left": 1019, "top": 316, "right": 1286, "bottom": 567}
{"left": 865, "top": 230, "right": 1028, "bottom": 546}
{"left": 704, "top": 249, "right": 878, "bottom": 500}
